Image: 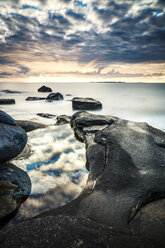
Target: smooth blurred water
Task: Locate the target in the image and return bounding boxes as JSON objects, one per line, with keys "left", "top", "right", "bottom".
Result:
{"left": 0, "top": 82, "right": 165, "bottom": 130}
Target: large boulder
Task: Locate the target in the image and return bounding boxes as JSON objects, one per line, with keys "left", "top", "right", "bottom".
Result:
{"left": 1, "top": 111, "right": 165, "bottom": 248}
{"left": 0, "top": 110, "right": 27, "bottom": 163}
{"left": 0, "top": 163, "right": 31, "bottom": 225}
{"left": 38, "top": 85, "right": 52, "bottom": 92}
{"left": 46, "top": 92, "right": 63, "bottom": 101}
{"left": 0, "top": 99, "right": 15, "bottom": 104}
{"left": 72, "top": 97, "right": 102, "bottom": 110}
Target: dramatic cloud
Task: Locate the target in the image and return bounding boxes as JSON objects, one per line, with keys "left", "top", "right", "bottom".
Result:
{"left": 0, "top": 0, "right": 165, "bottom": 82}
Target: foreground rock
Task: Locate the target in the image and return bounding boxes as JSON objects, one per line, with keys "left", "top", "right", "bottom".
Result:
{"left": 0, "top": 110, "right": 27, "bottom": 163}
{"left": 38, "top": 85, "right": 52, "bottom": 92}
{"left": 0, "top": 99, "right": 15, "bottom": 104}
{"left": 56, "top": 115, "right": 71, "bottom": 125}
{"left": 46, "top": 92, "right": 63, "bottom": 101}
{"left": 16, "top": 120, "right": 47, "bottom": 132}
{"left": 0, "top": 111, "right": 165, "bottom": 248}
{"left": 0, "top": 163, "right": 31, "bottom": 226}
{"left": 25, "top": 97, "right": 46, "bottom": 101}
{"left": 72, "top": 97, "right": 102, "bottom": 110}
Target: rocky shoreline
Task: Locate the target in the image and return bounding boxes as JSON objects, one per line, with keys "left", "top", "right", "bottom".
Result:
{"left": 0, "top": 110, "right": 165, "bottom": 247}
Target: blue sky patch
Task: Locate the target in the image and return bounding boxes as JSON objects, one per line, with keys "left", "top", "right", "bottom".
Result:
{"left": 21, "top": 5, "right": 39, "bottom": 10}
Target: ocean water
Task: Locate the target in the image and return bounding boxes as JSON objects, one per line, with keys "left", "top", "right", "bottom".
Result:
{"left": 0, "top": 82, "right": 165, "bottom": 130}
{"left": 0, "top": 82, "right": 165, "bottom": 222}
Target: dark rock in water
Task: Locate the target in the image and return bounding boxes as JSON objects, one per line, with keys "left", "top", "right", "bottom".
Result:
{"left": 0, "top": 112, "right": 27, "bottom": 163}
{"left": 37, "top": 113, "right": 56, "bottom": 119}
{"left": 1, "top": 111, "right": 165, "bottom": 248}
{"left": 0, "top": 110, "right": 16, "bottom": 126}
{"left": 46, "top": 92, "right": 63, "bottom": 101}
{"left": 66, "top": 94, "right": 72, "bottom": 96}
{"left": 16, "top": 120, "right": 47, "bottom": 132}
{"left": 72, "top": 97, "right": 102, "bottom": 110}
{"left": 38, "top": 85, "right": 52, "bottom": 92}
{"left": 0, "top": 99, "right": 15, "bottom": 104}
{"left": 25, "top": 97, "right": 46, "bottom": 101}
{"left": 56, "top": 115, "right": 71, "bottom": 125}
{"left": 1, "top": 90, "right": 21, "bottom": 94}
{"left": 0, "top": 163, "right": 31, "bottom": 225}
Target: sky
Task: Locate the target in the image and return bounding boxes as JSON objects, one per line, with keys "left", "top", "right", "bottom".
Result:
{"left": 0, "top": 0, "right": 165, "bottom": 83}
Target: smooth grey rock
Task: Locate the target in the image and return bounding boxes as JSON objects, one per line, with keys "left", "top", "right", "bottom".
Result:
{"left": 72, "top": 97, "right": 102, "bottom": 110}
{"left": 0, "top": 99, "right": 15, "bottom": 104}
{"left": 0, "top": 113, "right": 27, "bottom": 163}
{"left": 16, "top": 120, "right": 47, "bottom": 132}
{"left": 0, "top": 163, "right": 31, "bottom": 224}
{"left": 25, "top": 97, "right": 46, "bottom": 101}
{"left": 0, "top": 111, "right": 165, "bottom": 248}
{"left": 0, "top": 110, "right": 16, "bottom": 126}
{"left": 56, "top": 115, "right": 71, "bottom": 125}
{"left": 46, "top": 92, "right": 63, "bottom": 101}
{"left": 38, "top": 85, "right": 52, "bottom": 92}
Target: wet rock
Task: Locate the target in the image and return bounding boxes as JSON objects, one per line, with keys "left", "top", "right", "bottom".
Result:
{"left": 0, "top": 99, "right": 15, "bottom": 104}
{"left": 0, "top": 163, "right": 31, "bottom": 225}
{"left": 72, "top": 97, "right": 102, "bottom": 110}
{"left": 0, "top": 111, "right": 27, "bottom": 163}
{"left": 46, "top": 92, "right": 63, "bottom": 101}
{"left": 56, "top": 115, "right": 71, "bottom": 125}
{"left": 25, "top": 97, "right": 46, "bottom": 101}
{"left": 1, "top": 111, "right": 165, "bottom": 248}
{"left": 16, "top": 120, "right": 47, "bottom": 132}
{"left": 0, "top": 110, "right": 16, "bottom": 126}
{"left": 38, "top": 85, "right": 52, "bottom": 92}
{"left": 37, "top": 113, "right": 56, "bottom": 119}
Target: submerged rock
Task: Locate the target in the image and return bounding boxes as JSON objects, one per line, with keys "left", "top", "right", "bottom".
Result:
{"left": 37, "top": 113, "right": 56, "bottom": 119}
{"left": 1, "top": 90, "right": 21, "bottom": 94}
{"left": 0, "top": 163, "right": 31, "bottom": 226}
{"left": 72, "top": 97, "right": 102, "bottom": 110}
{"left": 0, "top": 111, "right": 27, "bottom": 163}
{"left": 46, "top": 92, "right": 63, "bottom": 101}
{"left": 25, "top": 97, "right": 46, "bottom": 101}
{"left": 16, "top": 120, "right": 47, "bottom": 132}
{"left": 56, "top": 115, "right": 71, "bottom": 125}
{"left": 38, "top": 85, "right": 52, "bottom": 92}
{"left": 0, "top": 99, "right": 15, "bottom": 104}
{"left": 1, "top": 111, "right": 165, "bottom": 248}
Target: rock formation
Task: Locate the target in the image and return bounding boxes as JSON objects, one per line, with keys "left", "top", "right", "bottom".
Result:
{"left": 72, "top": 97, "right": 102, "bottom": 110}
{"left": 0, "top": 111, "right": 165, "bottom": 248}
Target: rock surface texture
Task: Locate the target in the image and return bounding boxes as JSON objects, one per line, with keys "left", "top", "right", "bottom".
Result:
{"left": 0, "top": 99, "right": 15, "bottom": 104}
{"left": 72, "top": 97, "right": 102, "bottom": 110}
{"left": 0, "top": 111, "right": 165, "bottom": 248}
{"left": 38, "top": 85, "right": 52, "bottom": 92}
{"left": 16, "top": 120, "right": 47, "bottom": 132}
{"left": 0, "top": 110, "right": 27, "bottom": 163}
{"left": 0, "top": 163, "right": 31, "bottom": 226}
{"left": 46, "top": 92, "right": 63, "bottom": 101}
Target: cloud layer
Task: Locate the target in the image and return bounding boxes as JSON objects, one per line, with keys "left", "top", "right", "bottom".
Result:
{"left": 0, "top": 0, "right": 165, "bottom": 82}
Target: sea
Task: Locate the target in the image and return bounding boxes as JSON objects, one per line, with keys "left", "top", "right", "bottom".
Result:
{"left": 0, "top": 82, "right": 165, "bottom": 223}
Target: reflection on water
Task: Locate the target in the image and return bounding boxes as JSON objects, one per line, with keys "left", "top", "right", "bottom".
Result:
{"left": 12, "top": 125, "right": 88, "bottom": 222}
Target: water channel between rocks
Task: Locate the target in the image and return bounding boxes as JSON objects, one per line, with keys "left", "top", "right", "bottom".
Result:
{"left": 12, "top": 124, "right": 88, "bottom": 223}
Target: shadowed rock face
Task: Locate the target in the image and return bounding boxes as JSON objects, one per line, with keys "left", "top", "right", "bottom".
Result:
{"left": 16, "top": 120, "right": 47, "bottom": 132}
{"left": 72, "top": 97, "right": 102, "bottom": 110}
{"left": 0, "top": 111, "right": 165, "bottom": 248}
{"left": 0, "top": 163, "right": 31, "bottom": 226}
{"left": 0, "top": 99, "right": 15, "bottom": 104}
{"left": 46, "top": 92, "right": 63, "bottom": 101}
{"left": 38, "top": 85, "right": 52, "bottom": 92}
{"left": 0, "top": 111, "right": 27, "bottom": 163}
